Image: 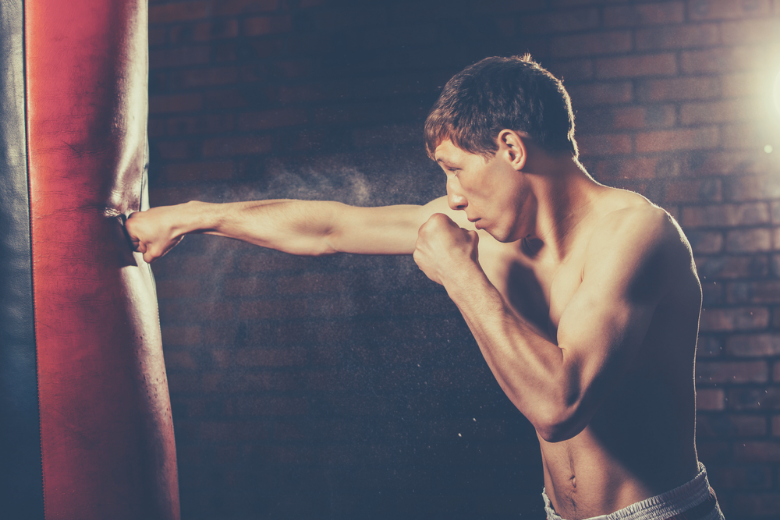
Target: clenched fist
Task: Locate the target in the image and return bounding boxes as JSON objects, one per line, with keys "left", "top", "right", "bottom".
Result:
{"left": 125, "top": 205, "right": 185, "bottom": 263}
{"left": 413, "top": 213, "right": 479, "bottom": 286}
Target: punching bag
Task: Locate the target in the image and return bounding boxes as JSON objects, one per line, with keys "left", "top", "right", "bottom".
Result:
{"left": 0, "top": 1, "right": 180, "bottom": 519}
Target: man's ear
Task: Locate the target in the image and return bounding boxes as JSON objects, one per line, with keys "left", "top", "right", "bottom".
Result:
{"left": 497, "top": 130, "right": 527, "bottom": 171}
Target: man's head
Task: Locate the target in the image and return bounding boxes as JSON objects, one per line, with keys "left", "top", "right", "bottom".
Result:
{"left": 424, "top": 55, "right": 578, "bottom": 161}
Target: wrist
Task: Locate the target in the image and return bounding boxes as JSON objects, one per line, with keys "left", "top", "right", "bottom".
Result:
{"left": 441, "top": 257, "right": 485, "bottom": 295}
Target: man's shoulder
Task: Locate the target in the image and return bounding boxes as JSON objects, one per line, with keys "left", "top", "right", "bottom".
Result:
{"left": 591, "top": 194, "right": 687, "bottom": 256}
{"left": 584, "top": 193, "right": 695, "bottom": 287}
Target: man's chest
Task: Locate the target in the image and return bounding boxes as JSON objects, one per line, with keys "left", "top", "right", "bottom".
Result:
{"left": 478, "top": 240, "right": 585, "bottom": 339}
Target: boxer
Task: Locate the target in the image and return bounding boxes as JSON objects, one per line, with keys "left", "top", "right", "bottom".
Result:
{"left": 127, "top": 56, "right": 724, "bottom": 520}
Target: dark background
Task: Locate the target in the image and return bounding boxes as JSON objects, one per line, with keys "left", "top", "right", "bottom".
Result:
{"left": 146, "top": 0, "right": 780, "bottom": 518}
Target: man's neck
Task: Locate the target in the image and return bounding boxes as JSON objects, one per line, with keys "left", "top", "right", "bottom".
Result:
{"left": 523, "top": 157, "right": 606, "bottom": 263}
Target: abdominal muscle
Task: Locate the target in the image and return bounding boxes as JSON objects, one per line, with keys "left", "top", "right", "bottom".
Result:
{"left": 537, "top": 352, "right": 700, "bottom": 520}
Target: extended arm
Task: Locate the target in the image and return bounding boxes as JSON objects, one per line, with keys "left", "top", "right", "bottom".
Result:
{"left": 125, "top": 197, "right": 466, "bottom": 263}
{"left": 415, "top": 207, "right": 693, "bottom": 442}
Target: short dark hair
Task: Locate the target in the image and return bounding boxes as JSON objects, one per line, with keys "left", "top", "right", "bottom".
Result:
{"left": 424, "top": 55, "right": 578, "bottom": 160}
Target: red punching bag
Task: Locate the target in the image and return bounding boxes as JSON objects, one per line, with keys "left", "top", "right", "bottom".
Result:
{"left": 20, "top": 0, "right": 180, "bottom": 518}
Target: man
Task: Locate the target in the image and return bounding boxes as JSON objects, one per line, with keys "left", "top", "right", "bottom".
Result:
{"left": 126, "top": 56, "right": 724, "bottom": 520}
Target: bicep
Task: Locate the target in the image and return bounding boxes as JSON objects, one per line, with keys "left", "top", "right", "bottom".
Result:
{"left": 327, "top": 202, "right": 431, "bottom": 255}
{"left": 555, "top": 213, "right": 674, "bottom": 425}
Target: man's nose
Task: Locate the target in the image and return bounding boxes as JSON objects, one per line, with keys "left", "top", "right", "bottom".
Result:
{"left": 447, "top": 178, "right": 468, "bottom": 211}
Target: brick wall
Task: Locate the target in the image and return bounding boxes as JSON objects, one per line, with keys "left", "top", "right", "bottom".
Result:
{"left": 147, "top": 1, "right": 780, "bottom": 518}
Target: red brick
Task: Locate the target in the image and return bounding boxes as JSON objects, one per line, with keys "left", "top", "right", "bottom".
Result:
{"left": 149, "top": 1, "right": 209, "bottom": 24}
{"left": 238, "top": 108, "right": 308, "bottom": 131}
{"left": 545, "top": 59, "right": 595, "bottom": 81}
{"left": 223, "top": 277, "right": 273, "bottom": 297}
{"left": 157, "top": 279, "right": 202, "bottom": 298}
{"left": 167, "top": 373, "right": 200, "bottom": 393}
{"left": 161, "top": 325, "right": 202, "bottom": 346}
{"left": 697, "top": 388, "right": 725, "bottom": 410}
{"left": 276, "top": 273, "right": 351, "bottom": 294}
{"left": 637, "top": 77, "right": 720, "bottom": 102}
{"left": 722, "top": 123, "right": 774, "bottom": 150}
{"left": 774, "top": 415, "right": 780, "bottom": 435}
{"left": 689, "top": 0, "right": 773, "bottom": 20}
{"left": 707, "top": 465, "right": 772, "bottom": 489}
{"left": 212, "top": 0, "right": 279, "bottom": 16}
{"left": 192, "top": 20, "right": 240, "bottom": 41}
{"left": 723, "top": 174, "right": 780, "bottom": 201}
{"left": 722, "top": 72, "right": 764, "bottom": 98}
{"left": 731, "top": 493, "right": 780, "bottom": 516}
{"left": 635, "top": 24, "right": 719, "bottom": 50}
{"left": 726, "top": 334, "right": 780, "bottom": 356}
{"left": 595, "top": 54, "right": 677, "bottom": 78}
{"left": 636, "top": 127, "right": 719, "bottom": 153}
{"left": 697, "top": 335, "right": 723, "bottom": 357}
{"left": 200, "top": 422, "right": 273, "bottom": 442}
{"left": 237, "top": 253, "right": 310, "bottom": 272}
{"left": 243, "top": 15, "right": 293, "bottom": 36}
{"left": 696, "top": 255, "right": 768, "bottom": 279}
{"left": 163, "top": 350, "right": 199, "bottom": 370}
{"left": 239, "top": 299, "right": 308, "bottom": 320}
{"left": 689, "top": 151, "right": 775, "bottom": 177}
{"left": 775, "top": 361, "right": 780, "bottom": 381}
{"left": 726, "top": 228, "right": 772, "bottom": 252}
{"left": 149, "top": 27, "right": 167, "bottom": 47}
{"left": 150, "top": 46, "right": 210, "bottom": 69}
{"left": 722, "top": 18, "right": 780, "bottom": 45}
{"left": 679, "top": 100, "right": 758, "bottom": 125}
{"left": 149, "top": 93, "right": 203, "bottom": 114}
{"left": 687, "top": 230, "right": 724, "bottom": 253}
{"left": 173, "top": 67, "right": 239, "bottom": 88}
{"left": 729, "top": 280, "right": 780, "bottom": 303}
{"left": 595, "top": 157, "right": 658, "bottom": 179}
{"left": 682, "top": 202, "right": 769, "bottom": 227}
{"left": 235, "top": 347, "right": 307, "bottom": 367}
{"left": 166, "top": 114, "right": 234, "bottom": 136}
{"left": 234, "top": 396, "right": 308, "bottom": 416}
{"left": 680, "top": 45, "right": 771, "bottom": 74}
{"left": 519, "top": 8, "right": 600, "bottom": 33}
{"left": 152, "top": 253, "right": 235, "bottom": 277}
{"left": 154, "top": 140, "right": 196, "bottom": 160}
{"left": 735, "top": 441, "right": 780, "bottom": 462}
{"left": 603, "top": 3, "right": 685, "bottom": 26}
{"left": 696, "top": 360, "right": 768, "bottom": 383}
{"left": 699, "top": 306, "right": 769, "bottom": 331}
{"left": 550, "top": 31, "right": 632, "bottom": 58}
{"left": 352, "top": 123, "right": 420, "bottom": 148}
{"left": 680, "top": 178, "right": 718, "bottom": 205}
{"left": 202, "top": 135, "right": 273, "bottom": 157}
{"left": 729, "top": 387, "right": 780, "bottom": 410}
{"left": 697, "top": 414, "right": 767, "bottom": 436}
{"left": 576, "top": 134, "right": 633, "bottom": 156}
{"left": 313, "top": 100, "right": 426, "bottom": 126}
{"left": 612, "top": 105, "right": 675, "bottom": 129}
{"left": 567, "top": 82, "right": 633, "bottom": 106}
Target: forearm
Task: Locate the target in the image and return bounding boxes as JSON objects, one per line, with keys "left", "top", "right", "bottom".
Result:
{"left": 443, "top": 265, "right": 573, "bottom": 437}
{"left": 193, "top": 199, "right": 342, "bottom": 256}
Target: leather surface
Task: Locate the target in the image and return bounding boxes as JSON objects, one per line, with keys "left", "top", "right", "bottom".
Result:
{"left": 25, "top": 1, "right": 180, "bottom": 518}
{"left": 0, "top": 0, "right": 45, "bottom": 518}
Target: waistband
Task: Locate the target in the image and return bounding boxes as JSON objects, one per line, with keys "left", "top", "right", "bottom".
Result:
{"left": 542, "top": 463, "right": 724, "bottom": 520}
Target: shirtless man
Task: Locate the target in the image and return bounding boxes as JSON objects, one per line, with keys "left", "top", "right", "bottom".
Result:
{"left": 126, "top": 56, "right": 725, "bottom": 520}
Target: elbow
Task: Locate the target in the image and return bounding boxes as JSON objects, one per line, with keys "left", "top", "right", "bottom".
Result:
{"left": 531, "top": 396, "right": 589, "bottom": 443}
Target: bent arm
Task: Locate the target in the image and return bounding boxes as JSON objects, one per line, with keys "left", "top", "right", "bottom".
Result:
{"left": 440, "top": 208, "right": 690, "bottom": 442}
{"left": 126, "top": 196, "right": 459, "bottom": 263}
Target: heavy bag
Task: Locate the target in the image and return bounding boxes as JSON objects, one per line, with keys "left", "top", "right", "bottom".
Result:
{"left": 0, "top": 1, "right": 180, "bottom": 518}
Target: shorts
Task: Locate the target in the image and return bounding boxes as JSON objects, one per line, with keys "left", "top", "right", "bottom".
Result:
{"left": 542, "top": 463, "right": 725, "bottom": 520}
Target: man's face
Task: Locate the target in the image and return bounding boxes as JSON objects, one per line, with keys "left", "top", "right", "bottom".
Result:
{"left": 434, "top": 139, "right": 530, "bottom": 243}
